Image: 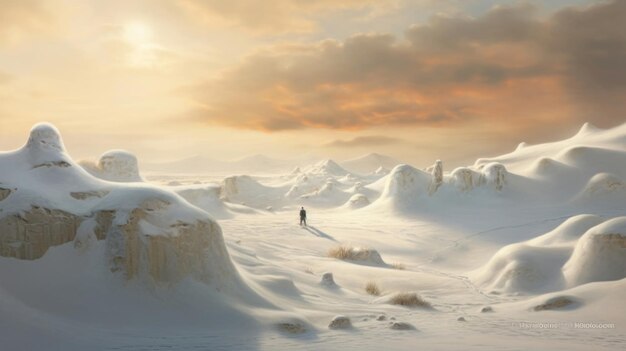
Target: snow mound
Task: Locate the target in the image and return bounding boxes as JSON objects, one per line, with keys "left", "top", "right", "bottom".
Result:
{"left": 563, "top": 217, "right": 626, "bottom": 286}
{"left": 481, "top": 162, "right": 507, "bottom": 191}
{"left": 474, "top": 215, "right": 626, "bottom": 294}
{"left": 342, "top": 193, "right": 370, "bottom": 209}
{"left": 449, "top": 167, "right": 485, "bottom": 192}
{"left": 472, "top": 215, "right": 605, "bottom": 294}
{"left": 172, "top": 183, "right": 247, "bottom": 219}
{"left": 573, "top": 173, "right": 626, "bottom": 203}
{"left": 81, "top": 150, "right": 143, "bottom": 182}
{"left": 376, "top": 164, "right": 431, "bottom": 210}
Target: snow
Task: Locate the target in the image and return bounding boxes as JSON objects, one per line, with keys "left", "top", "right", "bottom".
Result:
{"left": 80, "top": 149, "right": 143, "bottom": 182}
{"left": 340, "top": 153, "right": 401, "bottom": 175}
{"left": 1, "top": 122, "right": 626, "bottom": 350}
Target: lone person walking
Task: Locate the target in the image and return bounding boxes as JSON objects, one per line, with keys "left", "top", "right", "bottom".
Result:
{"left": 299, "top": 207, "right": 307, "bottom": 226}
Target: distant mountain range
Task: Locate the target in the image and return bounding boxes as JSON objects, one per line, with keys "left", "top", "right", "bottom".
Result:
{"left": 340, "top": 153, "right": 402, "bottom": 174}
{"left": 142, "top": 152, "right": 402, "bottom": 175}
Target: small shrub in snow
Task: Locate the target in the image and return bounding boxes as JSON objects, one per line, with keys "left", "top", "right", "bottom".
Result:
{"left": 327, "top": 245, "right": 385, "bottom": 265}
{"left": 391, "top": 262, "right": 406, "bottom": 270}
{"left": 389, "top": 292, "right": 431, "bottom": 308}
{"left": 533, "top": 296, "right": 576, "bottom": 311}
{"left": 365, "top": 281, "right": 381, "bottom": 296}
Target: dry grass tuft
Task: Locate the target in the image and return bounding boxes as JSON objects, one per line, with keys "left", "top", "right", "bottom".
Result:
{"left": 365, "top": 281, "right": 381, "bottom": 296}
{"left": 389, "top": 292, "right": 431, "bottom": 308}
{"left": 327, "top": 245, "right": 385, "bottom": 265}
{"left": 327, "top": 246, "right": 353, "bottom": 260}
{"left": 391, "top": 262, "right": 406, "bottom": 270}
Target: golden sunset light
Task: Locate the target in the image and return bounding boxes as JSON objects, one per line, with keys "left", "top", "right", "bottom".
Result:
{"left": 1, "top": 0, "right": 623, "bottom": 167}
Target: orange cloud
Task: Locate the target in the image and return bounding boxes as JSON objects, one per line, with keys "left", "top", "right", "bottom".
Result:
{"left": 187, "top": 1, "right": 626, "bottom": 132}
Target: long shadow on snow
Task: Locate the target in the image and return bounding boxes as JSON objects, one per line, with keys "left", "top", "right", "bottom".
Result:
{"left": 303, "top": 226, "right": 337, "bottom": 242}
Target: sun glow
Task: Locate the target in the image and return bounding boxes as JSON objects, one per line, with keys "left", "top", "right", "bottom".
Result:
{"left": 123, "top": 22, "right": 152, "bottom": 45}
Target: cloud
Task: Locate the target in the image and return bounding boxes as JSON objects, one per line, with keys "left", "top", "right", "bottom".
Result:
{"left": 186, "top": 1, "right": 626, "bottom": 132}
{"left": 324, "top": 135, "right": 404, "bottom": 148}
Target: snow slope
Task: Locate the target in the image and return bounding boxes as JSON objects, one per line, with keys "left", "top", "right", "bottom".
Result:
{"left": 1, "top": 122, "right": 625, "bottom": 350}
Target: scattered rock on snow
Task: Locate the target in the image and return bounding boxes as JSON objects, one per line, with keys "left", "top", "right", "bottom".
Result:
{"left": 276, "top": 322, "right": 307, "bottom": 334}
{"left": 481, "top": 306, "right": 494, "bottom": 313}
{"left": 329, "top": 315, "right": 352, "bottom": 329}
{"left": 320, "top": 272, "right": 337, "bottom": 287}
{"left": 390, "top": 322, "right": 416, "bottom": 330}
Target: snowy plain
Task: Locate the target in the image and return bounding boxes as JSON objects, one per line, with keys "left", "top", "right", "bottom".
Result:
{"left": 0, "top": 122, "right": 625, "bottom": 350}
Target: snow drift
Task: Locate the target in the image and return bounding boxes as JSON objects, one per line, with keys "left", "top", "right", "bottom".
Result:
{"left": 473, "top": 215, "right": 626, "bottom": 294}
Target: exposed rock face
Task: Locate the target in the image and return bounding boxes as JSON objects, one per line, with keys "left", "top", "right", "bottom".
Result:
{"left": 450, "top": 167, "right": 481, "bottom": 192}
{"left": 0, "top": 187, "right": 13, "bottom": 201}
{"left": 0, "top": 123, "right": 241, "bottom": 289}
{"left": 70, "top": 190, "right": 110, "bottom": 200}
{"left": 428, "top": 160, "right": 443, "bottom": 195}
{"left": 0, "top": 207, "right": 81, "bottom": 259}
{"left": 482, "top": 163, "right": 507, "bottom": 191}
{"left": 107, "top": 213, "right": 218, "bottom": 283}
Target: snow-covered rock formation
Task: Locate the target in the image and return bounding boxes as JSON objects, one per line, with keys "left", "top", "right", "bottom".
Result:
{"left": 375, "top": 164, "right": 431, "bottom": 211}
{"left": 342, "top": 193, "right": 370, "bottom": 209}
{"left": 0, "top": 123, "right": 241, "bottom": 288}
{"left": 427, "top": 160, "right": 443, "bottom": 195}
{"left": 563, "top": 217, "right": 626, "bottom": 286}
{"left": 80, "top": 150, "right": 143, "bottom": 182}
{"left": 473, "top": 215, "right": 626, "bottom": 294}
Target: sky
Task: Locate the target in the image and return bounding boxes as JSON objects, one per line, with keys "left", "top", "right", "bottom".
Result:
{"left": 0, "top": 0, "right": 624, "bottom": 168}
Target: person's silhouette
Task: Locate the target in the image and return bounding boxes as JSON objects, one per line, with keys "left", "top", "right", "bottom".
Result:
{"left": 299, "top": 207, "right": 307, "bottom": 226}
